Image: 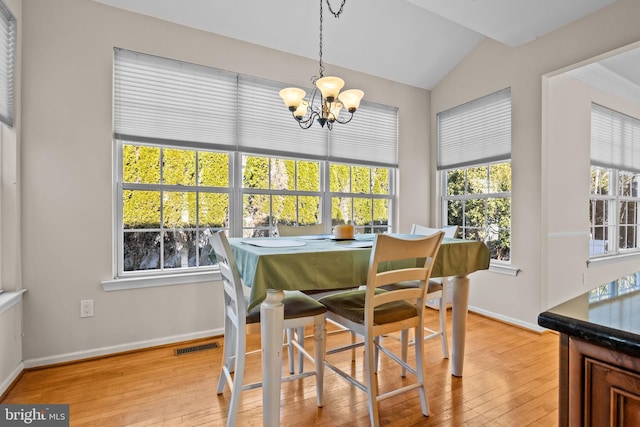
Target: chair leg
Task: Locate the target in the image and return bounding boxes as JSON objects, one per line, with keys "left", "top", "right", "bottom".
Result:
{"left": 313, "top": 317, "right": 325, "bottom": 407}
{"left": 364, "top": 333, "right": 381, "bottom": 427}
{"left": 226, "top": 323, "right": 247, "bottom": 427}
{"left": 414, "top": 326, "right": 430, "bottom": 417}
{"left": 400, "top": 329, "right": 409, "bottom": 378}
{"left": 297, "top": 326, "right": 305, "bottom": 373}
{"left": 286, "top": 328, "right": 295, "bottom": 374}
{"left": 438, "top": 296, "right": 449, "bottom": 359}
{"left": 217, "top": 319, "right": 236, "bottom": 394}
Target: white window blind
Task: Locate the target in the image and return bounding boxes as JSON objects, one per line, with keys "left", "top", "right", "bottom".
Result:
{"left": 113, "top": 48, "right": 238, "bottom": 149}
{"left": 0, "top": 1, "right": 14, "bottom": 128}
{"left": 437, "top": 88, "right": 511, "bottom": 170}
{"left": 237, "top": 75, "right": 328, "bottom": 159}
{"left": 330, "top": 101, "right": 398, "bottom": 167}
{"left": 114, "top": 49, "right": 398, "bottom": 166}
{"left": 591, "top": 103, "right": 640, "bottom": 174}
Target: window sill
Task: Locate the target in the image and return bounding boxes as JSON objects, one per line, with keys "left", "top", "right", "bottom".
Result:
{"left": 489, "top": 262, "right": 520, "bottom": 276}
{"left": 102, "top": 271, "right": 221, "bottom": 291}
{"left": 587, "top": 252, "right": 640, "bottom": 268}
{"left": 0, "top": 289, "right": 27, "bottom": 315}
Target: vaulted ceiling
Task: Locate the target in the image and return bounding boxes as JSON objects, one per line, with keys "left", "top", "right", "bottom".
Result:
{"left": 94, "top": 0, "right": 620, "bottom": 90}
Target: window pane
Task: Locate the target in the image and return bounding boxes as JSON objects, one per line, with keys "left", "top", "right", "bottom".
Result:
{"left": 163, "top": 191, "right": 196, "bottom": 227}
{"left": 299, "top": 195, "right": 320, "bottom": 225}
{"left": 353, "top": 197, "right": 372, "bottom": 226}
{"left": 198, "top": 152, "right": 229, "bottom": 187}
{"left": 464, "top": 199, "right": 485, "bottom": 229}
{"left": 271, "top": 158, "right": 294, "bottom": 191}
{"left": 372, "top": 168, "right": 389, "bottom": 195}
{"left": 199, "top": 193, "right": 229, "bottom": 228}
{"left": 243, "top": 156, "right": 269, "bottom": 189}
{"left": 489, "top": 163, "right": 511, "bottom": 192}
{"left": 446, "top": 200, "right": 463, "bottom": 227}
{"left": 123, "top": 145, "right": 160, "bottom": 184}
{"left": 487, "top": 197, "right": 511, "bottom": 230}
{"left": 352, "top": 166, "right": 370, "bottom": 193}
{"left": 372, "top": 199, "right": 389, "bottom": 230}
{"left": 332, "top": 196, "right": 352, "bottom": 225}
{"left": 123, "top": 231, "right": 160, "bottom": 271}
{"left": 447, "top": 169, "right": 465, "bottom": 196}
{"left": 591, "top": 167, "right": 610, "bottom": 195}
{"left": 163, "top": 230, "right": 196, "bottom": 268}
{"left": 243, "top": 193, "right": 270, "bottom": 228}
{"left": 297, "top": 160, "right": 320, "bottom": 192}
{"left": 163, "top": 148, "right": 196, "bottom": 186}
{"left": 272, "top": 194, "right": 296, "bottom": 224}
{"left": 330, "top": 164, "right": 351, "bottom": 192}
{"left": 466, "top": 166, "right": 488, "bottom": 194}
{"left": 123, "top": 190, "right": 160, "bottom": 228}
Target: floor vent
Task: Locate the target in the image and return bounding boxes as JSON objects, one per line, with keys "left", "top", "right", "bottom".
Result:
{"left": 175, "top": 342, "right": 220, "bottom": 356}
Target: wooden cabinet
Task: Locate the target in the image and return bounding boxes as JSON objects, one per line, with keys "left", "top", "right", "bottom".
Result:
{"left": 567, "top": 337, "right": 640, "bottom": 426}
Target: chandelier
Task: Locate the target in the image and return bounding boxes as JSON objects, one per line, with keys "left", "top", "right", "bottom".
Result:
{"left": 279, "top": 0, "right": 364, "bottom": 130}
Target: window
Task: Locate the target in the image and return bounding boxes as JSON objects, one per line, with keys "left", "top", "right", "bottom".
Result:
{"left": 438, "top": 88, "right": 512, "bottom": 261}
{"left": 113, "top": 49, "right": 397, "bottom": 277}
{"left": 0, "top": 0, "right": 14, "bottom": 128}
{"left": 589, "top": 271, "right": 640, "bottom": 303}
{"left": 590, "top": 105, "right": 640, "bottom": 257}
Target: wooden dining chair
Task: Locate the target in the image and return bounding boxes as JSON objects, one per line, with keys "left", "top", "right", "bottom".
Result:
{"left": 210, "top": 230, "right": 327, "bottom": 427}
{"left": 276, "top": 223, "right": 325, "bottom": 237}
{"left": 319, "top": 232, "right": 444, "bottom": 427}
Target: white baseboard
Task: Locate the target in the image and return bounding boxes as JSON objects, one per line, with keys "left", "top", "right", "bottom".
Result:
{"left": 1, "top": 361, "right": 24, "bottom": 396}
{"left": 468, "top": 306, "right": 547, "bottom": 333}
{"left": 23, "top": 328, "right": 223, "bottom": 369}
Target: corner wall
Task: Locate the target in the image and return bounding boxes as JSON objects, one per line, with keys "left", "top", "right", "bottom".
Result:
{"left": 430, "top": 0, "right": 640, "bottom": 326}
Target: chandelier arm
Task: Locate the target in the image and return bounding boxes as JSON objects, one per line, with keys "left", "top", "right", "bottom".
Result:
{"left": 332, "top": 111, "right": 355, "bottom": 125}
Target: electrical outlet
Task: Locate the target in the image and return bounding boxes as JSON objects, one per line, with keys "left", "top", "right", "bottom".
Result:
{"left": 80, "top": 300, "right": 94, "bottom": 318}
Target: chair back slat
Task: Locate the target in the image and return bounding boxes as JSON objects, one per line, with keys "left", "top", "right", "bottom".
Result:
{"left": 365, "top": 233, "right": 444, "bottom": 320}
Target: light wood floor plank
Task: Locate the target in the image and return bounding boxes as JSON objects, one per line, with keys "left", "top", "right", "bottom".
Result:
{"left": 1, "top": 310, "right": 559, "bottom": 426}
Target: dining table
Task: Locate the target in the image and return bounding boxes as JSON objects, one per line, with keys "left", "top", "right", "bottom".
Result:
{"left": 228, "top": 233, "right": 490, "bottom": 427}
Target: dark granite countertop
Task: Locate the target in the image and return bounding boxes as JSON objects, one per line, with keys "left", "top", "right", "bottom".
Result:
{"left": 538, "top": 288, "right": 640, "bottom": 358}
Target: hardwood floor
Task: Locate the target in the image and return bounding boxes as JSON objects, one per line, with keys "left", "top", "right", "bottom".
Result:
{"left": 2, "top": 310, "right": 559, "bottom": 426}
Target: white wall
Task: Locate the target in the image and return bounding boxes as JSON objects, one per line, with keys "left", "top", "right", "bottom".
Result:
{"left": 545, "top": 70, "right": 640, "bottom": 308}
{"left": 431, "top": 0, "right": 640, "bottom": 328}
{"left": 18, "top": 0, "right": 430, "bottom": 365}
{"left": 0, "top": 0, "right": 22, "bottom": 396}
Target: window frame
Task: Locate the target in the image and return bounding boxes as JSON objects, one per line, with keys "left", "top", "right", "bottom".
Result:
{"left": 440, "top": 160, "right": 512, "bottom": 262}
{"left": 111, "top": 48, "right": 398, "bottom": 281}
{"left": 589, "top": 166, "right": 640, "bottom": 258}
{"left": 437, "top": 88, "right": 512, "bottom": 264}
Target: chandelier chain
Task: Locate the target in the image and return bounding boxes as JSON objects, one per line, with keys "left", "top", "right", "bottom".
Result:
{"left": 317, "top": 0, "right": 347, "bottom": 80}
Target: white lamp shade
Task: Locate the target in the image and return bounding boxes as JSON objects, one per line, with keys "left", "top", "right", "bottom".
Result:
{"left": 338, "top": 89, "right": 364, "bottom": 111}
{"left": 329, "top": 102, "right": 343, "bottom": 121}
{"left": 294, "top": 100, "right": 309, "bottom": 118}
{"left": 316, "top": 76, "right": 344, "bottom": 100}
{"left": 279, "top": 87, "right": 306, "bottom": 108}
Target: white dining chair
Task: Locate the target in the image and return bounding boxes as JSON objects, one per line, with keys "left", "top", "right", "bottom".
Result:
{"left": 319, "top": 232, "right": 445, "bottom": 426}
{"left": 275, "top": 221, "right": 356, "bottom": 363}
{"left": 276, "top": 223, "right": 325, "bottom": 236}
{"left": 211, "top": 230, "right": 327, "bottom": 427}
{"left": 386, "top": 223, "right": 457, "bottom": 358}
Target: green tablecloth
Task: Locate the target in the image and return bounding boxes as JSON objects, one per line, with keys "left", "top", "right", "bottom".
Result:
{"left": 228, "top": 234, "right": 490, "bottom": 310}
